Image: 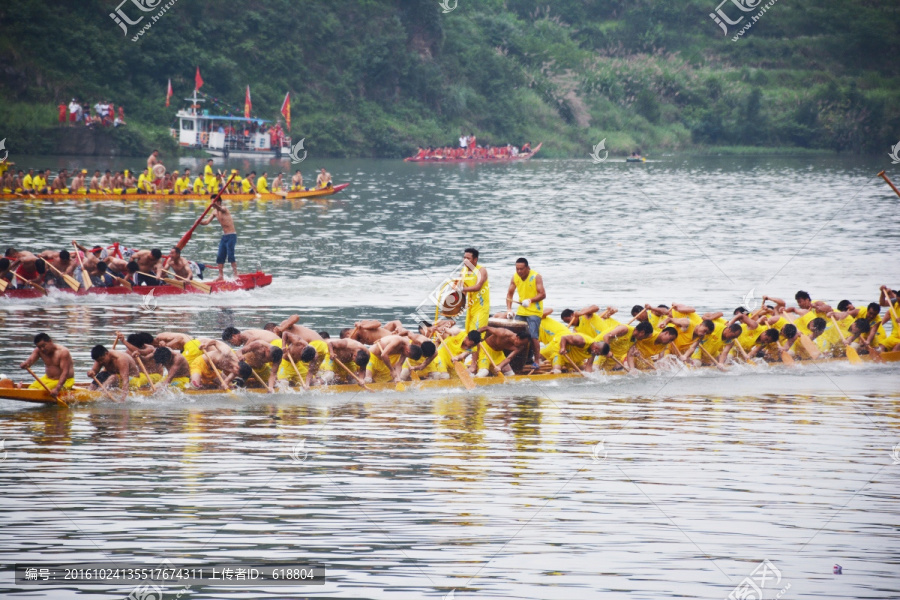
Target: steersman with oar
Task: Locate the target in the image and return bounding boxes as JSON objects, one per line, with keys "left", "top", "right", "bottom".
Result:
{"left": 19, "top": 333, "right": 74, "bottom": 401}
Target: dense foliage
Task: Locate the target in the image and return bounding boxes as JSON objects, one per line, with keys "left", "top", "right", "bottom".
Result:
{"left": 1, "top": 0, "right": 898, "bottom": 157}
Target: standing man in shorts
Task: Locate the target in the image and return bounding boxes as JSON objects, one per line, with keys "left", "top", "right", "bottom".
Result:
{"left": 506, "top": 257, "right": 546, "bottom": 368}
{"left": 201, "top": 196, "right": 238, "bottom": 281}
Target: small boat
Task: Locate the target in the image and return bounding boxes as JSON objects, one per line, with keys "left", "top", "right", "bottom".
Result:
{"left": 405, "top": 142, "right": 542, "bottom": 163}
{"left": 626, "top": 156, "right": 646, "bottom": 163}
{"left": 1, "top": 271, "right": 272, "bottom": 299}
{"left": 3, "top": 351, "right": 896, "bottom": 405}
{"left": 0, "top": 184, "right": 349, "bottom": 203}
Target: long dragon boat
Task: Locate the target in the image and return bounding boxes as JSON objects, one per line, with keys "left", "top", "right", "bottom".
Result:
{"left": 404, "top": 142, "right": 542, "bottom": 163}
{"left": 0, "top": 271, "right": 272, "bottom": 299}
{"left": 3, "top": 351, "right": 896, "bottom": 405}
{"left": 0, "top": 183, "right": 349, "bottom": 202}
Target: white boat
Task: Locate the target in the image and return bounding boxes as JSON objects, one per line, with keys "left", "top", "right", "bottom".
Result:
{"left": 171, "top": 89, "right": 292, "bottom": 159}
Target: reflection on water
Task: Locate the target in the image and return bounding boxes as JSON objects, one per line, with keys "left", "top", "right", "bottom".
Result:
{"left": 2, "top": 389, "right": 899, "bottom": 598}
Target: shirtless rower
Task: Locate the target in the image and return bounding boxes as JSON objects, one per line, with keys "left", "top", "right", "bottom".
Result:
{"left": 89, "top": 170, "right": 102, "bottom": 191}
{"left": 70, "top": 170, "right": 86, "bottom": 193}
{"left": 71, "top": 242, "right": 104, "bottom": 280}
{"left": 88, "top": 344, "right": 140, "bottom": 399}
{"left": 190, "top": 340, "right": 240, "bottom": 390}
{"left": 19, "top": 333, "right": 74, "bottom": 396}
{"left": 291, "top": 170, "right": 304, "bottom": 191}
{"left": 99, "top": 170, "right": 112, "bottom": 191}
{"left": 343, "top": 320, "right": 409, "bottom": 344}
{"left": 316, "top": 168, "right": 332, "bottom": 189}
{"left": 222, "top": 326, "right": 281, "bottom": 348}
{"left": 236, "top": 341, "right": 283, "bottom": 392}
{"left": 153, "top": 347, "right": 191, "bottom": 388}
{"left": 116, "top": 331, "right": 164, "bottom": 386}
{"left": 270, "top": 315, "right": 323, "bottom": 342}
{"left": 327, "top": 338, "right": 371, "bottom": 381}
{"left": 162, "top": 247, "right": 192, "bottom": 280}
{"left": 200, "top": 197, "right": 238, "bottom": 281}
{"left": 280, "top": 333, "right": 335, "bottom": 386}
{"left": 474, "top": 325, "right": 531, "bottom": 377}
{"left": 369, "top": 335, "right": 422, "bottom": 383}
{"left": 148, "top": 150, "right": 161, "bottom": 175}
{"left": 51, "top": 169, "right": 69, "bottom": 192}
{"left": 130, "top": 248, "right": 164, "bottom": 285}
{"left": 38, "top": 249, "right": 75, "bottom": 285}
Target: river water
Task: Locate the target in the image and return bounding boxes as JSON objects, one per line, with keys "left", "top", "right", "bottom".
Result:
{"left": 1, "top": 155, "right": 898, "bottom": 599}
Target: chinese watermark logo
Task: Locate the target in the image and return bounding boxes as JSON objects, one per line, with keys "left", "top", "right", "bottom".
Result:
{"left": 710, "top": 0, "right": 779, "bottom": 41}
{"left": 290, "top": 439, "right": 308, "bottom": 463}
{"left": 726, "top": 559, "right": 790, "bottom": 600}
{"left": 0, "top": 138, "right": 7, "bottom": 164}
{"left": 0, "top": 439, "right": 7, "bottom": 461}
{"left": 139, "top": 289, "right": 158, "bottom": 313}
{"left": 290, "top": 138, "right": 307, "bottom": 164}
{"left": 409, "top": 260, "right": 473, "bottom": 324}
{"left": 589, "top": 138, "right": 609, "bottom": 163}
{"left": 110, "top": 0, "right": 181, "bottom": 42}
{"left": 740, "top": 288, "right": 758, "bottom": 312}
{"left": 438, "top": 0, "right": 458, "bottom": 14}
{"left": 591, "top": 440, "right": 607, "bottom": 462}
{"left": 891, "top": 442, "right": 900, "bottom": 465}
{"left": 889, "top": 141, "right": 900, "bottom": 165}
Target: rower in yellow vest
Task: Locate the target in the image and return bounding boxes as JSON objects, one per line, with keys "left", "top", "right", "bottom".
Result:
{"left": 203, "top": 160, "right": 217, "bottom": 191}
{"left": 192, "top": 176, "right": 206, "bottom": 195}
{"left": 461, "top": 248, "right": 490, "bottom": 333}
{"left": 241, "top": 172, "right": 256, "bottom": 194}
{"left": 506, "top": 257, "right": 546, "bottom": 367}
{"left": 257, "top": 172, "right": 269, "bottom": 194}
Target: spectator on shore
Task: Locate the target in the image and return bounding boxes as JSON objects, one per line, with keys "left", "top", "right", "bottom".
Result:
{"left": 58, "top": 102, "right": 67, "bottom": 126}
{"left": 68, "top": 99, "right": 79, "bottom": 126}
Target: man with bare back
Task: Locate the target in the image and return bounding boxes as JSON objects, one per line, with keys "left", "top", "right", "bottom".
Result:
{"left": 201, "top": 197, "right": 238, "bottom": 281}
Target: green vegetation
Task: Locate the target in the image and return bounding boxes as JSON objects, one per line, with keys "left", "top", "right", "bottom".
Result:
{"left": 1, "top": 0, "right": 898, "bottom": 157}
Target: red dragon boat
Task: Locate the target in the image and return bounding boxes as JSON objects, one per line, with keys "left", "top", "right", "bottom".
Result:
{"left": 404, "top": 142, "right": 542, "bottom": 163}
{"left": 1, "top": 271, "right": 272, "bottom": 299}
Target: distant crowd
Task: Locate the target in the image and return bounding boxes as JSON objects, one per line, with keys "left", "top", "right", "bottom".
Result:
{"left": 58, "top": 99, "right": 126, "bottom": 127}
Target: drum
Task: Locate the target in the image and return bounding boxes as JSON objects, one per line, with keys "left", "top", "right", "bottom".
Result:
{"left": 152, "top": 164, "right": 166, "bottom": 179}
{"left": 437, "top": 285, "right": 465, "bottom": 317}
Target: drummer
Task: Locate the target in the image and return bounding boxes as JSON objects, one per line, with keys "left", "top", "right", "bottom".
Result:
{"left": 147, "top": 150, "right": 162, "bottom": 183}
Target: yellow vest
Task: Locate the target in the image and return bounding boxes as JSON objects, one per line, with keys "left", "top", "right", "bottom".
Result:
{"left": 257, "top": 177, "right": 269, "bottom": 194}
{"left": 463, "top": 264, "right": 489, "bottom": 314}
{"left": 514, "top": 269, "right": 542, "bottom": 317}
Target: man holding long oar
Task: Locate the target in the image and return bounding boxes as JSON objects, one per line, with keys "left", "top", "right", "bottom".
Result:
{"left": 19, "top": 333, "right": 74, "bottom": 397}
{"left": 200, "top": 194, "right": 239, "bottom": 282}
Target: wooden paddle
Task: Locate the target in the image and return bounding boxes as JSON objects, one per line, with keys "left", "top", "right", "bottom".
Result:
{"left": 137, "top": 271, "right": 184, "bottom": 289}
{"left": 628, "top": 307, "right": 648, "bottom": 326}
{"left": 733, "top": 341, "right": 757, "bottom": 366}
{"left": 110, "top": 273, "right": 133, "bottom": 290}
{"left": 831, "top": 316, "right": 861, "bottom": 365}
{"left": 698, "top": 344, "right": 729, "bottom": 371}
{"left": 201, "top": 350, "right": 233, "bottom": 392}
{"left": 12, "top": 271, "right": 48, "bottom": 295}
{"left": 798, "top": 334, "right": 821, "bottom": 360}
{"left": 90, "top": 374, "right": 121, "bottom": 402}
{"left": 162, "top": 269, "right": 211, "bottom": 293}
{"left": 42, "top": 260, "right": 81, "bottom": 291}
{"left": 284, "top": 349, "right": 310, "bottom": 391}
{"left": 24, "top": 367, "right": 67, "bottom": 406}
{"left": 479, "top": 342, "right": 507, "bottom": 381}
{"left": 250, "top": 367, "right": 274, "bottom": 393}
{"left": 0, "top": 276, "right": 8, "bottom": 292}
{"left": 133, "top": 355, "right": 157, "bottom": 392}
{"left": 332, "top": 356, "right": 374, "bottom": 392}
{"left": 561, "top": 352, "right": 589, "bottom": 378}
{"left": 878, "top": 170, "right": 900, "bottom": 199}
{"left": 71, "top": 242, "right": 92, "bottom": 291}
{"left": 436, "top": 332, "right": 476, "bottom": 390}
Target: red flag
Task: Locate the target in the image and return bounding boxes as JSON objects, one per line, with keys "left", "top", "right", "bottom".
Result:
{"left": 165, "top": 79, "right": 173, "bottom": 107}
{"left": 244, "top": 86, "right": 252, "bottom": 119}
{"left": 280, "top": 92, "right": 291, "bottom": 131}
{"left": 194, "top": 67, "right": 203, "bottom": 91}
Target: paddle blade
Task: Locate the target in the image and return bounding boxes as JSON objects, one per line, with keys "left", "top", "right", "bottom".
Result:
{"left": 395, "top": 381, "right": 407, "bottom": 392}
{"left": 799, "top": 335, "right": 820, "bottom": 359}
{"left": 454, "top": 362, "right": 477, "bottom": 390}
{"left": 0, "top": 278, "right": 8, "bottom": 292}
{"left": 409, "top": 369, "right": 421, "bottom": 382}
{"left": 63, "top": 275, "right": 81, "bottom": 291}
{"left": 780, "top": 350, "right": 795, "bottom": 366}
{"left": 846, "top": 345, "right": 862, "bottom": 365}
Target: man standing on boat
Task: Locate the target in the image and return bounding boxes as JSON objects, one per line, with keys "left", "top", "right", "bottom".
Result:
{"left": 201, "top": 197, "right": 238, "bottom": 281}
{"left": 506, "top": 257, "right": 546, "bottom": 368}
{"left": 19, "top": 333, "right": 74, "bottom": 397}
{"left": 460, "top": 248, "right": 490, "bottom": 334}
{"left": 203, "top": 159, "right": 217, "bottom": 192}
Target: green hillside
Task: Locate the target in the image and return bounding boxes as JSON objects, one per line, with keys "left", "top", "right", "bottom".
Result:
{"left": 1, "top": 0, "right": 898, "bottom": 157}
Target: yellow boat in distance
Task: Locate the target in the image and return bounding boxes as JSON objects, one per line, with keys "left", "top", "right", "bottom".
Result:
{"left": 3, "top": 351, "right": 897, "bottom": 405}
{"left": 0, "top": 183, "right": 349, "bottom": 202}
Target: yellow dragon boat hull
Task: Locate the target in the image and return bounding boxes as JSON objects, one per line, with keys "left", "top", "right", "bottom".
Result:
{"left": 0, "top": 183, "right": 349, "bottom": 202}
{"left": 2, "top": 351, "right": 896, "bottom": 405}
